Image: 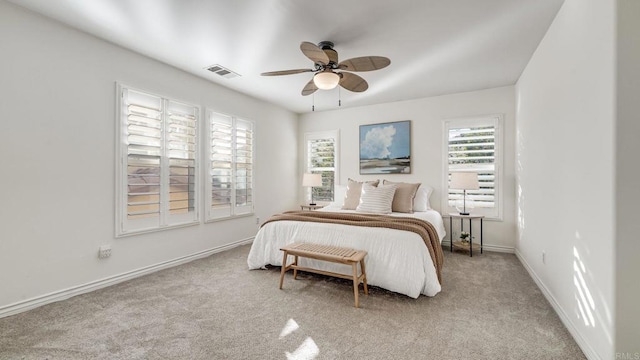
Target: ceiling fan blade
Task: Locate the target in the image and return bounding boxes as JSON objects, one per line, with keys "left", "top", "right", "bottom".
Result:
{"left": 338, "top": 56, "right": 390, "bottom": 72}
{"left": 261, "top": 69, "right": 313, "bottom": 76}
{"left": 301, "top": 78, "right": 318, "bottom": 96}
{"left": 339, "top": 72, "right": 369, "bottom": 92}
{"left": 300, "top": 41, "right": 330, "bottom": 65}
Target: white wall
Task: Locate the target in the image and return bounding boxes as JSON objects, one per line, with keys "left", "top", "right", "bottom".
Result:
{"left": 515, "top": 0, "right": 616, "bottom": 358}
{"left": 298, "top": 86, "right": 516, "bottom": 251}
{"left": 615, "top": 0, "right": 640, "bottom": 354}
{"left": 0, "top": 1, "right": 298, "bottom": 310}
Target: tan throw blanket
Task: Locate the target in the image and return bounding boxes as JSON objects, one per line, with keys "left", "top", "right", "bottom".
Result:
{"left": 262, "top": 211, "right": 444, "bottom": 283}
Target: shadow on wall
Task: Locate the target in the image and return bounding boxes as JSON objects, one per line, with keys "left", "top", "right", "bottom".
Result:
{"left": 572, "top": 233, "right": 612, "bottom": 348}
{"left": 516, "top": 128, "right": 525, "bottom": 243}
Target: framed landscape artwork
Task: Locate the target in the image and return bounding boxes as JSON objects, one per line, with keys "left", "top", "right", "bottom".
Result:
{"left": 359, "top": 120, "right": 411, "bottom": 174}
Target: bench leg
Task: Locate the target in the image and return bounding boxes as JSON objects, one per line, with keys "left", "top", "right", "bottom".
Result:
{"left": 279, "top": 251, "right": 288, "bottom": 289}
{"left": 360, "top": 259, "right": 368, "bottom": 296}
{"left": 293, "top": 255, "right": 298, "bottom": 280}
{"left": 352, "top": 262, "right": 360, "bottom": 308}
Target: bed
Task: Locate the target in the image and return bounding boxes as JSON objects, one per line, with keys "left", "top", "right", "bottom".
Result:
{"left": 247, "top": 181, "right": 446, "bottom": 298}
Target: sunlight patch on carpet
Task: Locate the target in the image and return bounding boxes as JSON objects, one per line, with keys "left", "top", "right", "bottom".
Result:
{"left": 285, "top": 337, "right": 319, "bottom": 360}
{"left": 279, "top": 318, "right": 300, "bottom": 339}
{"left": 280, "top": 319, "right": 319, "bottom": 360}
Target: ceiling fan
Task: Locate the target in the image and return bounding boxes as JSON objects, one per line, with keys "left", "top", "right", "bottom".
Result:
{"left": 261, "top": 41, "right": 390, "bottom": 96}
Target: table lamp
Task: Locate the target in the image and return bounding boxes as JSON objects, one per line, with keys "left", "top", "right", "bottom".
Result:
{"left": 450, "top": 172, "right": 479, "bottom": 215}
{"left": 302, "top": 173, "right": 322, "bottom": 205}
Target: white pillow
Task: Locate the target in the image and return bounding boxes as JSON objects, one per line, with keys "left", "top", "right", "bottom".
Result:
{"left": 356, "top": 183, "right": 397, "bottom": 214}
{"left": 413, "top": 185, "right": 434, "bottom": 211}
{"left": 332, "top": 185, "right": 347, "bottom": 206}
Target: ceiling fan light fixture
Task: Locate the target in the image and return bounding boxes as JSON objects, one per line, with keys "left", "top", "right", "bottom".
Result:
{"left": 261, "top": 40, "right": 390, "bottom": 96}
{"left": 313, "top": 71, "right": 340, "bottom": 90}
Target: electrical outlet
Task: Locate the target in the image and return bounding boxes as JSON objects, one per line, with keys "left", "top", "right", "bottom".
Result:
{"left": 98, "top": 245, "right": 111, "bottom": 259}
{"left": 542, "top": 251, "right": 546, "bottom": 264}
{"left": 255, "top": 217, "right": 260, "bottom": 225}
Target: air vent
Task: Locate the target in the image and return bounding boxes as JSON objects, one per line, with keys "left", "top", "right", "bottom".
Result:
{"left": 205, "top": 64, "right": 240, "bottom": 79}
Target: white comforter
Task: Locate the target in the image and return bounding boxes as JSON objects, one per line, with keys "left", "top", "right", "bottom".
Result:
{"left": 247, "top": 205, "right": 446, "bottom": 298}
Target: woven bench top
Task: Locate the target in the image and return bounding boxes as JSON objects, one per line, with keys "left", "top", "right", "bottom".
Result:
{"left": 281, "top": 242, "right": 367, "bottom": 262}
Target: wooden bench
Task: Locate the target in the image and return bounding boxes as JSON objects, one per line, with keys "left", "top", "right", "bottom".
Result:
{"left": 279, "top": 242, "right": 368, "bottom": 308}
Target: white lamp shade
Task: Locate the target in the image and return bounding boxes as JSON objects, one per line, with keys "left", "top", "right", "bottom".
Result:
{"left": 302, "top": 173, "right": 322, "bottom": 187}
{"left": 450, "top": 172, "right": 479, "bottom": 190}
{"left": 313, "top": 71, "right": 340, "bottom": 90}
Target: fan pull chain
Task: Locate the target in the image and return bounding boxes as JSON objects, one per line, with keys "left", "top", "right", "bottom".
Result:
{"left": 312, "top": 93, "right": 315, "bottom": 112}
{"left": 338, "top": 87, "right": 342, "bottom": 107}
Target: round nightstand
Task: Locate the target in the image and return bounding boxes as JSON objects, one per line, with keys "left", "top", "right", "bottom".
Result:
{"left": 443, "top": 213, "right": 484, "bottom": 257}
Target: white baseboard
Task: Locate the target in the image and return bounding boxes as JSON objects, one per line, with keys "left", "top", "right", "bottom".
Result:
{"left": 515, "top": 249, "right": 600, "bottom": 360}
{"left": 0, "top": 237, "right": 254, "bottom": 319}
{"left": 441, "top": 240, "right": 515, "bottom": 254}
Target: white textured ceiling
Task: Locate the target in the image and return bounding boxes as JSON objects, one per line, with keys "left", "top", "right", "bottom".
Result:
{"left": 8, "top": 0, "right": 563, "bottom": 113}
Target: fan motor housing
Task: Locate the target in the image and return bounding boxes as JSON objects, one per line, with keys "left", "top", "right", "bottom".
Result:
{"left": 319, "top": 41, "right": 339, "bottom": 65}
{"left": 318, "top": 41, "right": 334, "bottom": 49}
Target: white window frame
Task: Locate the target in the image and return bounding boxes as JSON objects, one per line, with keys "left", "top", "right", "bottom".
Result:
{"left": 115, "top": 83, "right": 200, "bottom": 237}
{"left": 442, "top": 114, "right": 503, "bottom": 220}
{"left": 303, "top": 130, "right": 340, "bottom": 203}
{"left": 205, "top": 109, "right": 255, "bottom": 222}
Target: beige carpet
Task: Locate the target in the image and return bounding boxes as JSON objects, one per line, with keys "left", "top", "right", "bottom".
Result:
{"left": 0, "top": 245, "right": 585, "bottom": 359}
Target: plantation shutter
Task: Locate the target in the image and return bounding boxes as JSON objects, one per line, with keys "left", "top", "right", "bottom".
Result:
{"left": 307, "top": 137, "right": 335, "bottom": 202}
{"left": 119, "top": 87, "right": 199, "bottom": 235}
{"left": 167, "top": 101, "right": 197, "bottom": 221}
{"left": 447, "top": 121, "right": 498, "bottom": 214}
{"left": 209, "top": 113, "right": 234, "bottom": 219}
{"left": 235, "top": 119, "right": 253, "bottom": 215}
{"left": 125, "top": 90, "right": 162, "bottom": 229}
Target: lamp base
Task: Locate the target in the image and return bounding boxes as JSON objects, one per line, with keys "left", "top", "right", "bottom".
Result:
{"left": 458, "top": 212, "right": 470, "bottom": 216}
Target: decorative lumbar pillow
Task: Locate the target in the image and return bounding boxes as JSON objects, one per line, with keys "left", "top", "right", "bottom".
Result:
{"left": 383, "top": 180, "right": 421, "bottom": 213}
{"left": 342, "top": 178, "right": 380, "bottom": 210}
{"left": 413, "top": 185, "right": 434, "bottom": 211}
{"left": 356, "top": 183, "right": 398, "bottom": 214}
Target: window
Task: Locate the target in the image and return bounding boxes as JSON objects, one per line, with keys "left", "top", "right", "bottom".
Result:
{"left": 443, "top": 115, "right": 503, "bottom": 219}
{"left": 116, "top": 85, "right": 199, "bottom": 236}
{"left": 304, "top": 131, "right": 339, "bottom": 202}
{"left": 206, "top": 111, "right": 254, "bottom": 220}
